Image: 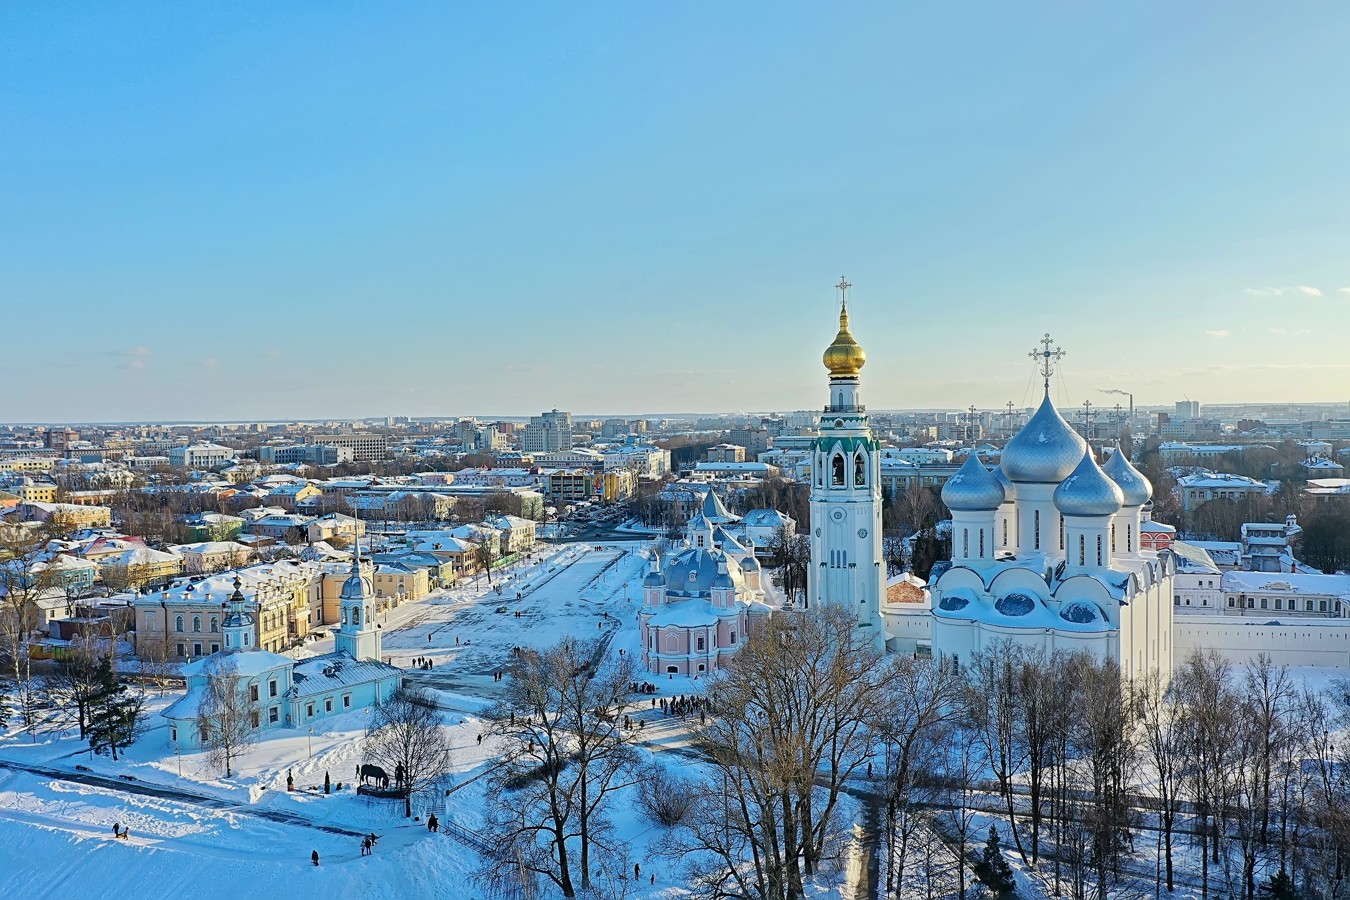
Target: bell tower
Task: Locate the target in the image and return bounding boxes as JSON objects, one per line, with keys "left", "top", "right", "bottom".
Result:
{"left": 807, "top": 277, "right": 886, "bottom": 647}
{"left": 335, "top": 534, "right": 380, "bottom": 661}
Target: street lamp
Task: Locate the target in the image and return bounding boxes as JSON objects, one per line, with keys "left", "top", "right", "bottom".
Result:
{"left": 308, "top": 725, "right": 314, "bottom": 761}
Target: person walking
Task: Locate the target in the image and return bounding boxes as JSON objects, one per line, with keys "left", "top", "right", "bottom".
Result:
{"left": 312, "top": 850, "right": 320, "bottom": 866}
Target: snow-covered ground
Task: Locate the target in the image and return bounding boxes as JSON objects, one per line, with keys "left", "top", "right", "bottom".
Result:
{"left": 0, "top": 542, "right": 730, "bottom": 900}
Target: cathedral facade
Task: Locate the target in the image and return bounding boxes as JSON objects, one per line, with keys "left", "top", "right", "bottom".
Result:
{"left": 928, "top": 340, "right": 1175, "bottom": 679}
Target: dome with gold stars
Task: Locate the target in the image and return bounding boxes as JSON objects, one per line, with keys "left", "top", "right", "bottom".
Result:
{"left": 822, "top": 302, "right": 866, "bottom": 379}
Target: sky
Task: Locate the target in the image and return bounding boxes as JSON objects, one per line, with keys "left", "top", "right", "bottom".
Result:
{"left": 3, "top": 3, "right": 1349, "bottom": 423}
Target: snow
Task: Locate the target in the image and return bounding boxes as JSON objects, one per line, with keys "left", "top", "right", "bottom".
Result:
{"left": 1, "top": 541, "right": 745, "bottom": 900}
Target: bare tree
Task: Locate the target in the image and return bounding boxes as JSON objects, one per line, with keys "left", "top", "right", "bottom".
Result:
{"left": 875, "top": 654, "right": 962, "bottom": 894}
{"left": 667, "top": 605, "right": 887, "bottom": 900}
{"left": 1133, "top": 667, "right": 1185, "bottom": 893}
{"left": 196, "top": 655, "right": 257, "bottom": 777}
{"left": 470, "top": 530, "right": 499, "bottom": 584}
{"left": 962, "top": 639, "right": 1031, "bottom": 865}
{"left": 0, "top": 521, "right": 63, "bottom": 730}
{"left": 363, "top": 686, "right": 453, "bottom": 817}
{"left": 484, "top": 637, "right": 637, "bottom": 898}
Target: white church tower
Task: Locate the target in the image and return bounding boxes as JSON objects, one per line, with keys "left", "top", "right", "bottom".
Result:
{"left": 335, "top": 534, "right": 380, "bottom": 662}
{"left": 221, "top": 576, "right": 254, "bottom": 651}
{"left": 807, "top": 277, "right": 887, "bottom": 648}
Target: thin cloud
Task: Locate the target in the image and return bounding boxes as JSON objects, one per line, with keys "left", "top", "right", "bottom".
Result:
{"left": 1244, "top": 285, "right": 1323, "bottom": 298}
{"left": 124, "top": 346, "right": 152, "bottom": 370}
{"left": 1204, "top": 329, "right": 1231, "bottom": 338}
{"left": 1338, "top": 287, "right": 1350, "bottom": 296}
{"left": 1268, "top": 328, "right": 1311, "bottom": 336}
{"left": 200, "top": 357, "right": 221, "bottom": 368}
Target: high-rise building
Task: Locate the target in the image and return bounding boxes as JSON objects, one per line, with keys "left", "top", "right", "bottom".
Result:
{"left": 1175, "top": 400, "right": 1201, "bottom": 419}
{"left": 521, "top": 409, "right": 573, "bottom": 453}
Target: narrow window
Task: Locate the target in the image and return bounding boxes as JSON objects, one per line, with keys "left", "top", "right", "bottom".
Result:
{"left": 854, "top": 452, "right": 865, "bottom": 487}
{"left": 1034, "top": 510, "right": 1040, "bottom": 550}
{"left": 210, "top": 616, "right": 218, "bottom": 633}
{"left": 192, "top": 616, "right": 201, "bottom": 633}
{"left": 249, "top": 684, "right": 259, "bottom": 702}
{"left": 1002, "top": 519, "right": 1008, "bottom": 547}
{"left": 175, "top": 615, "right": 184, "bottom": 633}
{"left": 697, "top": 637, "right": 705, "bottom": 651}
{"left": 1127, "top": 524, "right": 1133, "bottom": 552}
{"left": 1096, "top": 534, "right": 1103, "bottom": 566}
{"left": 962, "top": 529, "right": 969, "bottom": 558}
{"left": 979, "top": 529, "right": 985, "bottom": 558}
{"left": 1078, "top": 535, "right": 1085, "bottom": 566}
{"left": 832, "top": 454, "right": 845, "bottom": 487}
{"left": 1111, "top": 523, "right": 1116, "bottom": 553}
{"left": 343, "top": 694, "right": 352, "bottom": 708}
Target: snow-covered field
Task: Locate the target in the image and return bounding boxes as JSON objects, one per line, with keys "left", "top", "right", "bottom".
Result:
{"left": 0, "top": 543, "right": 721, "bottom": 900}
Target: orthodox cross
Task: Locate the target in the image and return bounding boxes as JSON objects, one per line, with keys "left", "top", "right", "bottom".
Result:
{"left": 1005, "top": 400, "right": 1016, "bottom": 434}
{"left": 1029, "top": 333, "right": 1065, "bottom": 392}
{"left": 1081, "top": 399, "right": 1095, "bottom": 436}
{"left": 836, "top": 275, "right": 852, "bottom": 309}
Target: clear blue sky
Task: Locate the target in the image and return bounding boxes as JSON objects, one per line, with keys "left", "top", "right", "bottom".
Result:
{"left": 3, "top": 3, "right": 1348, "bottom": 422}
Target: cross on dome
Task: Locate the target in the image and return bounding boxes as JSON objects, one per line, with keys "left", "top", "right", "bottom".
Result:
{"left": 836, "top": 275, "right": 852, "bottom": 307}
{"left": 1029, "top": 333, "right": 1066, "bottom": 392}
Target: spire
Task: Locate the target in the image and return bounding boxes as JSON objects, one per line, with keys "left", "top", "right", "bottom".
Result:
{"left": 823, "top": 275, "right": 866, "bottom": 379}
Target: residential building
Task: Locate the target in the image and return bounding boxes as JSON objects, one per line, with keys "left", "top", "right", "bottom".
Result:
{"left": 305, "top": 433, "right": 388, "bottom": 462}
{"left": 1176, "top": 471, "right": 1270, "bottom": 513}
{"left": 705, "top": 443, "right": 746, "bottom": 463}
{"left": 521, "top": 409, "right": 573, "bottom": 453}
{"left": 168, "top": 443, "right": 236, "bottom": 469}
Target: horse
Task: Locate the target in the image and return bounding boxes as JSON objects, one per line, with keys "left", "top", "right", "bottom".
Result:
{"left": 358, "top": 763, "right": 390, "bottom": 789}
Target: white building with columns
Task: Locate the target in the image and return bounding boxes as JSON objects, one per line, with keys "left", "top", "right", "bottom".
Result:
{"left": 806, "top": 279, "right": 887, "bottom": 649}
{"left": 928, "top": 337, "right": 1174, "bottom": 681}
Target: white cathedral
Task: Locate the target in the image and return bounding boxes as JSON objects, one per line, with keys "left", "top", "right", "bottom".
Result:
{"left": 807, "top": 284, "right": 1174, "bottom": 678}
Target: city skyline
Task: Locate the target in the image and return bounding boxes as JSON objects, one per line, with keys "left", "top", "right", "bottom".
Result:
{"left": 4, "top": 4, "right": 1349, "bottom": 421}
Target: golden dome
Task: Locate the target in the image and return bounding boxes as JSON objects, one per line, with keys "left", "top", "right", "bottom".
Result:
{"left": 822, "top": 301, "right": 866, "bottom": 378}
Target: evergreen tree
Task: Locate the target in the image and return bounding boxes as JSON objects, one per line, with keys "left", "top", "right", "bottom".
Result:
{"left": 87, "top": 657, "right": 142, "bottom": 761}
{"left": 973, "top": 826, "right": 1017, "bottom": 898}
{"left": 1260, "top": 869, "right": 1301, "bottom": 900}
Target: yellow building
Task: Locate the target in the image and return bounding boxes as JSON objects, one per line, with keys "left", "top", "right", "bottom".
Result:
{"left": 18, "top": 480, "right": 58, "bottom": 504}
{"left": 371, "top": 563, "right": 429, "bottom": 608}
{"left": 0, "top": 457, "right": 56, "bottom": 473}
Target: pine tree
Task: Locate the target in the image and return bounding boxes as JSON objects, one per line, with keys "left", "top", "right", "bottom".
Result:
{"left": 1260, "top": 869, "right": 1301, "bottom": 900}
{"left": 87, "top": 657, "right": 142, "bottom": 761}
{"left": 973, "top": 826, "right": 1017, "bottom": 898}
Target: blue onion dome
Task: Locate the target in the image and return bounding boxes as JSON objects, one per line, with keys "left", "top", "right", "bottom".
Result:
{"left": 1053, "top": 447, "right": 1124, "bottom": 517}
{"left": 1101, "top": 443, "right": 1152, "bottom": 507}
{"left": 1001, "top": 393, "right": 1087, "bottom": 484}
{"left": 643, "top": 568, "right": 666, "bottom": 588}
{"left": 739, "top": 555, "right": 758, "bottom": 571}
{"left": 711, "top": 554, "right": 736, "bottom": 590}
{"left": 941, "top": 453, "right": 1006, "bottom": 511}
{"left": 991, "top": 464, "right": 1016, "bottom": 502}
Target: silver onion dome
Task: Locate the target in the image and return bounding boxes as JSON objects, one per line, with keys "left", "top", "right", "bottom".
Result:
{"left": 941, "top": 453, "right": 1006, "bottom": 511}
{"left": 1101, "top": 443, "right": 1152, "bottom": 507}
{"left": 991, "top": 465, "right": 1016, "bottom": 502}
{"left": 1000, "top": 393, "right": 1087, "bottom": 484}
{"left": 1053, "top": 447, "right": 1125, "bottom": 517}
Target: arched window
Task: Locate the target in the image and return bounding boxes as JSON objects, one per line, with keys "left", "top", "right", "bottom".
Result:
{"left": 341, "top": 608, "right": 347, "bottom": 625}
{"left": 352, "top": 607, "right": 360, "bottom": 626}
{"left": 1078, "top": 535, "right": 1086, "bottom": 566}
{"left": 1033, "top": 510, "right": 1041, "bottom": 550}
{"left": 831, "top": 454, "right": 845, "bottom": 487}
{"left": 1097, "top": 534, "right": 1103, "bottom": 566}
{"left": 209, "top": 616, "right": 218, "bottom": 633}
{"left": 854, "top": 452, "right": 866, "bottom": 487}
{"left": 175, "top": 615, "right": 184, "bottom": 633}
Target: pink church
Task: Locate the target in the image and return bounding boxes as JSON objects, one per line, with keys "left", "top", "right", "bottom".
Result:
{"left": 638, "top": 491, "right": 773, "bottom": 676}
